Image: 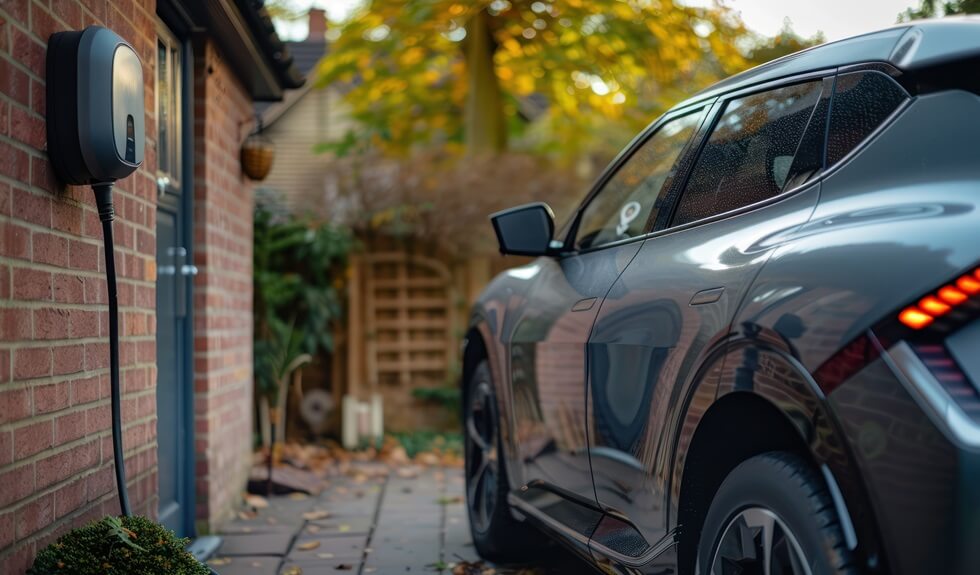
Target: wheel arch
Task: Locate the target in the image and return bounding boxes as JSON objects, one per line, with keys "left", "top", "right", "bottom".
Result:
{"left": 672, "top": 340, "right": 881, "bottom": 573}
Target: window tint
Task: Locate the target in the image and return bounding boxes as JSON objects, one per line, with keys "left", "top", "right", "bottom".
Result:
{"left": 576, "top": 109, "right": 706, "bottom": 249}
{"left": 672, "top": 81, "right": 823, "bottom": 227}
{"left": 826, "top": 71, "right": 908, "bottom": 166}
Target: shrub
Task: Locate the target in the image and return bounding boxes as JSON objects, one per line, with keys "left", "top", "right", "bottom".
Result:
{"left": 29, "top": 515, "right": 210, "bottom": 575}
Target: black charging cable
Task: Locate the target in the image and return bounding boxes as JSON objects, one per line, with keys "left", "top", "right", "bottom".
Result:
{"left": 93, "top": 182, "right": 132, "bottom": 518}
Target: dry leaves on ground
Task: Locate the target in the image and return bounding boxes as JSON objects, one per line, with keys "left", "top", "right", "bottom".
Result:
{"left": 295, "top": 540, "right": 321, "bottom": 551}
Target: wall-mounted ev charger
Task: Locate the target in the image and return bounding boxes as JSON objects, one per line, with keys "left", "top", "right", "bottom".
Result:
{"left": 46, "top": 26, "right": 144, "bottom": 520}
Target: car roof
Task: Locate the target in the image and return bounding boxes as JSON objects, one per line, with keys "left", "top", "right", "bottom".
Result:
{"left": 675, "top": 16, "right": 980, "bottom": 109}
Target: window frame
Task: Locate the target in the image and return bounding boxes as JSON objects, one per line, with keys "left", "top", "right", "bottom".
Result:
{"left": 156, "top": 21, "right": 183, "bottom": 194}
{"left": 561, "top": 99, "right": 716, "bottom": 254}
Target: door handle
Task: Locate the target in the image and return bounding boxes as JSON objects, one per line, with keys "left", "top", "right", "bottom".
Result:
{"left": 690, "top": 287, "right": 725, "bottom": 306}
{"left": 571, "top": 297, "right": 597, "bottom": 312}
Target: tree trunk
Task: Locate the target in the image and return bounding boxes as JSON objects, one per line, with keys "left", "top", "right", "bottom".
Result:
{"left": 464, "top": 8, "right": 506, "bottom": 154}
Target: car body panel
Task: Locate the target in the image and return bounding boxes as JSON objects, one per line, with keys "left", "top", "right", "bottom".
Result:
{"left": 587, "top": 180, "right": 820, "bottom": 551}
{"left": 508, "top": 242, "right": 643, "bottom": 518}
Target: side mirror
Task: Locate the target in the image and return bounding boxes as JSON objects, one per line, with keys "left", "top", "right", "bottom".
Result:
{"left": 490, "top": 202, "right": 556, "bottom": 256}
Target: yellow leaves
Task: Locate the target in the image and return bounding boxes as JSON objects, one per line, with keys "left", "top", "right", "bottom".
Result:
{"left": 400, "top": 47, "right": 425, "bottom": 67}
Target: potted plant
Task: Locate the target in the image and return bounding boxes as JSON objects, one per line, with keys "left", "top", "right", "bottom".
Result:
{"left": 29, "top": 515, "right": 211, "bottom": 575}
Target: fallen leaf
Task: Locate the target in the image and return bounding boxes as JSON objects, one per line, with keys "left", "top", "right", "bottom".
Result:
{"left": 296, "top": 540, "right": 321, "bottom": 551}
{"left": 336, "top": 564, "right": 353, "bottom": 571}
{"left": 281, "top": 567, "right": 303, "bottom": 575}
{"left": 288, "top": 492, "right": 309, "bottom": 500}
{"left": 244, "top": 494, "right": 268, "bottom": 509}
{"left": 338, "top": 524, "right": 351, "bottom": 533}
{"left": 316, "top": 553, "right": 335, "bottom": 559}
{"left": 207, "top": 557, "right": 231, "bottom": 566}
{"left": 302, "top": 510, "right": 331, "bottom": 521}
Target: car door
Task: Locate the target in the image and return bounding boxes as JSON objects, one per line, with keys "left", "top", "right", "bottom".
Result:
{"left": 507, "top": 105, "right": 712, "bottom": 529}
{"left": 585, "top": 76, "right": 834, "bottom": 565}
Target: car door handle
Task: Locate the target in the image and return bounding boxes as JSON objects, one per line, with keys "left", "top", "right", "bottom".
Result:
{"left": 690, "top": 287, "right": 725, "bottom": 306}
{"left": 571, "top": 297, "right": 597, "bottom": 312}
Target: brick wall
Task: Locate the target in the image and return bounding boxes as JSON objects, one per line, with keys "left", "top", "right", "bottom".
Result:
{"left": 190, "top": 36, "right": 255, "bottom": 532}
{"left": 0, "top": 0, "right": 261, "bottom": 571}
{"left": 0, "top": 1, "right": 160, "bottom": 572}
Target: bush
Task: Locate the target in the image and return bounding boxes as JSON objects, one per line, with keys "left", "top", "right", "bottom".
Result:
{"left": 29, "top": 515, "right": 210, "bottom": 575}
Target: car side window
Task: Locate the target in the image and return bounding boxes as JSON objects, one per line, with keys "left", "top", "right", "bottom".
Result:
{"left": 671, "top": 81, "right": 824, "bottom": 227}
{"left": 826, "top": 71, "right": 908, "bottom": 166}
{"left": 575, "top": 109, "right": 707, "bottom": 250}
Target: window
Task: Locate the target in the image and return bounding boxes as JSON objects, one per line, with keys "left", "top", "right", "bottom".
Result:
{"left": 672, "top": 81, "right": 823, "bottom": 227}
{"left": 157, "top": 25, "right": 182, "bottom": 191}
{"left": 826, "top": 71, "right": 908, "bottom": 166}
{"left": 575, "top": 109, "right": 706, "bottom": 249}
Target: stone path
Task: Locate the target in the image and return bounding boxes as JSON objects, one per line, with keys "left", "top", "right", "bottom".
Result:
{"left": 208, "top": 464, "right": 587, "bottom": 575}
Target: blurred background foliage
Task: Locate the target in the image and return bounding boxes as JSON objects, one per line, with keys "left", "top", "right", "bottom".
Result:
{"left": 253, "top": 191, "right": 354, "bottom": 401}
{"left": 292, "top": 1, "right": 825, "bottom": 252}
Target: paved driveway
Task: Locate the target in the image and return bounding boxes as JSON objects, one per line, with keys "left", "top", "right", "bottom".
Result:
{"left": 209, "top": 464, "right": 588, "bottom": 575}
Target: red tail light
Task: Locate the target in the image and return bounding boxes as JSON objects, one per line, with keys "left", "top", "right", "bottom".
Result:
{"left": 899, "top": 268, "right": 980, "bottom": 329}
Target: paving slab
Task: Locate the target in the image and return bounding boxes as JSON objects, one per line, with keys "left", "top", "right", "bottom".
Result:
{"left": 207, "top": 556, "right": 280, "bottom": 575}
{"left": 217, "top": 532, "right": 295, "bottom": 556}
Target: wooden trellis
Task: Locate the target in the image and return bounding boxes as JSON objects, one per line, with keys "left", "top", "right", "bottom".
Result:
{"left": 346, "top": 252, "right": 457, "bottom": 430}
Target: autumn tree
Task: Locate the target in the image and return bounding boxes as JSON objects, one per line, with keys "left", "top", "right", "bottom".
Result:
{"left": 317, "top": 0, "right": 756, "bottom": 158}
{"left": 900, "top": 0, "right": 980, "bottom": 20}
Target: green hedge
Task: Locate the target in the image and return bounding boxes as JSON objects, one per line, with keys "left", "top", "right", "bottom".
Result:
{"left": 29, "top": 515, "right": 210, "bottom": 575}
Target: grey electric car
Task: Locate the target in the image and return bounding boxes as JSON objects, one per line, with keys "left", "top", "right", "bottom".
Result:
{"left": 461, "top": 18, "right": 980, "bottom": 575}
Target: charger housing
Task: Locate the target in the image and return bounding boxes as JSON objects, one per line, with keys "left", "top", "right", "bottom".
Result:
{"left": 46, "top": 26, "right": 144, "bottom": 184}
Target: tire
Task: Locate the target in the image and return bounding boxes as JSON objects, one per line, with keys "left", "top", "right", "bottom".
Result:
{"left": 697, "top": 452, "right": 857, "bottom": 575}
{"left": 464, "top": 359, "right": 546, "bottom": 563}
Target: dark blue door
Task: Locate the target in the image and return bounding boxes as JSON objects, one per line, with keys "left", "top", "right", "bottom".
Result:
{"left": 155, "top": 24, "right": 194, "bottom": 537}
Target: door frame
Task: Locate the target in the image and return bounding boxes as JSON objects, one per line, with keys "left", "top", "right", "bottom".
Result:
{"left": 155, "top": 13, "right": 197, "bottom": 537}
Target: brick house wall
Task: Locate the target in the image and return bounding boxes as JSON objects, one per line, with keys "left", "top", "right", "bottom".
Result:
{"left": 191, "top": 37, "right": 255, "bottom": 531}
{"left": 0, "top": 1, "right": 279, "bottom": 571}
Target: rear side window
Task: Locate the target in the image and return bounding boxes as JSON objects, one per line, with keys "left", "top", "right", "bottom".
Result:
{"left": 671, "top": 81, "right": 823, "bottom": 227}
{"left": 826, "top": 71, "right": 908, "bottom": 165}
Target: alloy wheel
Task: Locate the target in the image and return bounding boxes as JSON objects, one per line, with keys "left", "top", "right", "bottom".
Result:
{"left": 708, "top": 507, "right": 812, "bottom": 575}
{"left": 466, "top": 380, "right": 499, "bottom": 534}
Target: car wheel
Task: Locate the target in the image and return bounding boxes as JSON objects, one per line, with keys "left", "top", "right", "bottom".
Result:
{"left": 465, "top": 359, "right": 545, "bottom": 563}
{"left": 697, "top": 452, "right": 857, "bottom": 575}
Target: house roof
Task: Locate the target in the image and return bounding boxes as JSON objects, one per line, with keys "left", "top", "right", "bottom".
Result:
{"left": 255, "top": 38, "right": 327, "bottom": 127}
{"left": 161, "top": 0, "right": 306, "bottom": 101}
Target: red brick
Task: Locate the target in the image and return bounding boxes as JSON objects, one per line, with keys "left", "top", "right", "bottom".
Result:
{"left": 83, "top": 275, "right": 107, "bottom": 304}
{"left": 9, "top": 102, "right": 44, "bottom": 149}
{"left": 0, "top": 220, "right": 30, "bottom": 260}
{"left": 12, "top": 266, "right": 52, "bottom": 300}
{"left": 54, "top": 477, "right": 88, "bottom": 519}
{"left": 52, "top": 343, "right": 84, "bottom": 375}
{"left": 0, "top": 429, "right": 11, "bottom": 466}
{"left": 35, "top": 448, "right": 71, "bottom": 490}
{"left": 69, "top": 309, "right": 99, "bottom": 338}
{"left": 54, "top": 409, "right": 86, "bottom": 445}
{"left": 0, "top": 510, "right": 13, "bottom": 549}
{"left": 31, "top": 153, "right": 60, "bottom": 193}
{"left": 86, "top": 404, "right": 110, "bottom": 435}
{"left": 34, "top": 307, "right": 70, "bottom": 339}
{"left": 34, "top": 381, "right": 70, "bottom": 415}
{"left": 84, "top": 342, "right": 108, "bottom": 371}
{"left": 30, "top": 3, "right": 65, "bottom": 40}
{"left": 69, "top": 239, "right": 99, "bottom": 271}
{"left": 0, "top": 388, "right": 29, "bottom": 428}
{"left": 0, "top": 307, "right": 31, "bottom": 340}
{"left": 12, "top": 186, "right": 48, "bottom": 228}
{"left": 0, "top": 58, "right": 31, "bottom": 107}
{"left": 0, "top": 463, "right": 34, "bottom": 507}
{"left": 14, "top": 419, "right": 52, "bottom": 459}
{"left": 71, "top": 374, "right": 102, "bottom": 405}
{"left": 32, "top": 232, "right": 69, "bottom": 267}
{"left": 15, "top": 493, "right": 54, "bottom": 539}
{"left": 0, "top": 264, "right": 9, "bottom": 300}
{"left": 0, "top": 348, "right": 9, "bottom": 383}
{"left": 52, "top": 201, "right": 84, "bottom": 235}
{"left": 53, "top": 272, "right": 84, "bottom": 303}
{"left": 13, "top": 346, "right": 50, "bottom": 379}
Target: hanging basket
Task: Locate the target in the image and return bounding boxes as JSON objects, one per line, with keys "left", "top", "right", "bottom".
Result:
{"left": 241, "top": 133, "right": 275, "bottom": 181}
